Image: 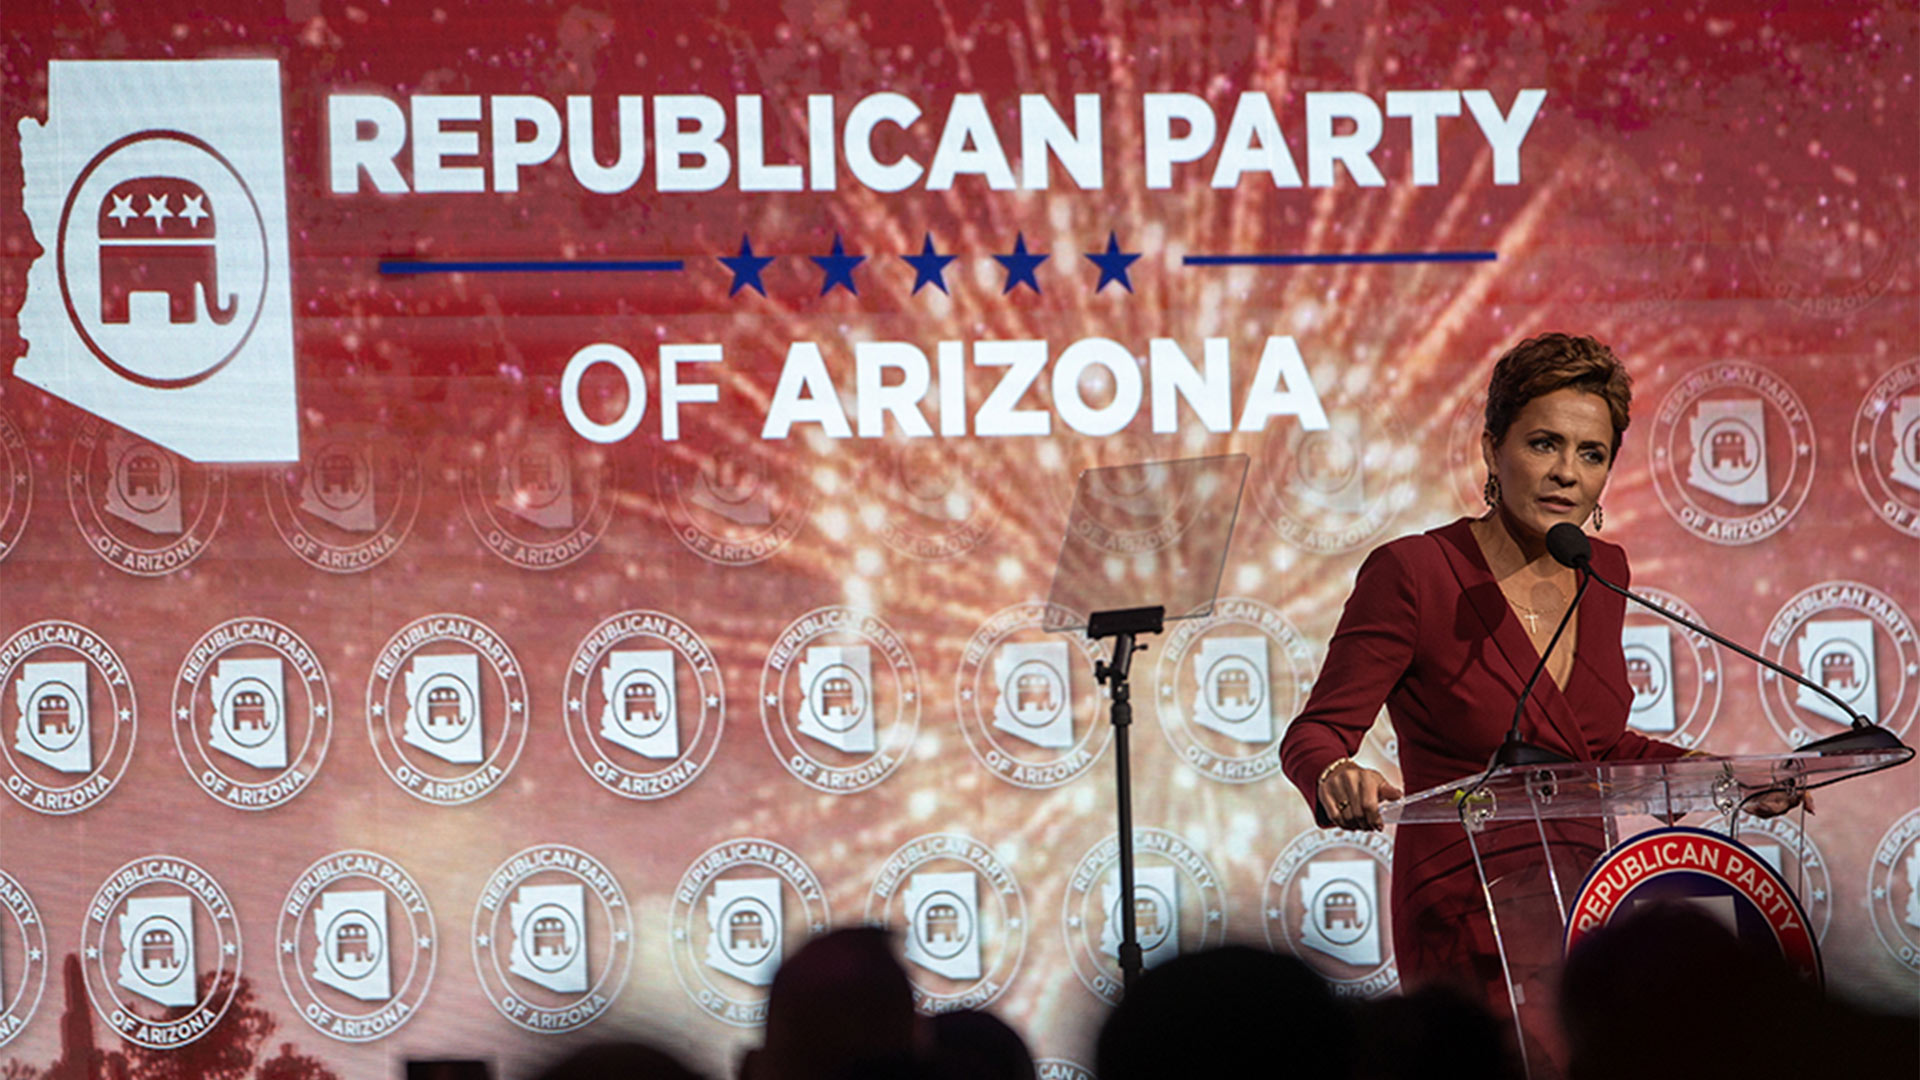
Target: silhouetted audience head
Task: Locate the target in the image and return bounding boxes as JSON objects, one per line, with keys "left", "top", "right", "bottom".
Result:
{"left": 1095, "top": 945, "right": 1355, "bottom": 1080}
{"left": 743, "top": 927, "right": 920, "bottom": 1080}
{"left": 1560, "top": 902, "right": 1816, "bottom": 1080}
{"left": 527, "top": 1039, "right": 707, "bottom": 1080}
{"left": 1562, "top": 901, "right": 1918, "bottom": 1079}
{"left": 1351, "top": 984, "right": 1519, "bottom": 1080}
{"left": 927, "top": 1008, "right": 1034, "bottom": 1080}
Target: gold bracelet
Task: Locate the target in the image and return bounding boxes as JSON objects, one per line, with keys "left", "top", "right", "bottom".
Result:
{"left": 1317, "top": 756, "right": 1356, "bottom": 789}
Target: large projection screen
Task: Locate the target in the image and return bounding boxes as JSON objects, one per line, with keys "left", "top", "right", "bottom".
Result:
{"left": 1, "top": 3, "right": 1915, "bottom": 1077}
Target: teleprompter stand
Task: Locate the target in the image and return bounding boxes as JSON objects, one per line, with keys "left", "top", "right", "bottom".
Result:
{"left": 1044, "top": 455, "right": 1248, "bottom": 990}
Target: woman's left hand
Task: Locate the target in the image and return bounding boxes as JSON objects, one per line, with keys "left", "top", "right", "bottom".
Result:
{"left": 1745, "top": 786, "right": 1814, "bottom": 819}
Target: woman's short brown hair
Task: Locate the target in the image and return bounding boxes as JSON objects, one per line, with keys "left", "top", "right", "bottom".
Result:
{"left": 1484, "top": 333, "right": 1632, "bottom": 455}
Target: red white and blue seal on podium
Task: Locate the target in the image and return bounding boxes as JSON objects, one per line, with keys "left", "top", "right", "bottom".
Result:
{"left": 1564, "top": 825, "right": 1821, "bottom": 986}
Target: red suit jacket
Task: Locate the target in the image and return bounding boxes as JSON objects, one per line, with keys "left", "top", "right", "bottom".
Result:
{"left": 1279, "top": 518, "right": 1683, "bottom": 998}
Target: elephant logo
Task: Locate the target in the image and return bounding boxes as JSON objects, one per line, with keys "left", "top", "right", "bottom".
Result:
{"left": 17, "top": 59, "right": 298, "bottom": 463}
{"left": 97, "top": 176, "right": 238, "bottom": 327}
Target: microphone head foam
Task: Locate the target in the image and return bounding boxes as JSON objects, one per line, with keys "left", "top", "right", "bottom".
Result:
{"left": 1547, "top": 522, "right": 1592, "bottom": 568}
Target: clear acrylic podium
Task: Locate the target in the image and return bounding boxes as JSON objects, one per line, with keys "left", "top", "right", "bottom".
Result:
{"left": 1380, "top": 748, "right": 1909, "bottom": 1079}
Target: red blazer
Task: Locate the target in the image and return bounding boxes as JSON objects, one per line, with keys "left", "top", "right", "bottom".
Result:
{"left": 1279, "top": 518, "right": 1683, "bottom": 994}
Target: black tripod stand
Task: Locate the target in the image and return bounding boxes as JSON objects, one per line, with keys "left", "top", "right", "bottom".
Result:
{"left": 1087, "top": 604, "right": 1165, "bottom": 989}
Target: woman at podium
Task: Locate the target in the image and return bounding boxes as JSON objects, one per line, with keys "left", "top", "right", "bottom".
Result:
{"left": 1277, "top": 332, "right": 1684, "bottom": 1010}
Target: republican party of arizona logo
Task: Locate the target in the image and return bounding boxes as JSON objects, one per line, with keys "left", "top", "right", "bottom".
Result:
{"left": 1746, "top": 185, "right": 1909, "bottom": 319}
{"left": 460, "top": 431, "right": 614, "bottom": 570}
{"left": 0, "top": 620, "right": 135, "bottom": 815}
{"left": 657, "top": 443, "right": 812, "bottom": 566}
{"left": 563, "top": 610, "right": 724, "bottom": 800}
{"left": 1565, "top": 827, "right": 1820, "bottom": 985}
{"left": 1063, "top": 829, "right": 1226, "bottom": 1005}
{"left": 172, "top": 617, "right": 331, "bottom": 810}
{"left": 1046, "top": 446, "right": 1204, "bottom": 556}
{"left": 669, "top": 838, "right": 830, "bottom": 1027}
{"left": 265, "top": 429, "right": 421, "bottom": 572}
{"left": 68, "top": 419, "right": 226, "bottom": 575}
{"left": 1719, "top": 813, "right": 1833, "bottom": 943}
{"left": 1868, "top": 807, "right": 1920, "bottom": 971}
{"left": 82, "top": 855, "right": 241, "bottom": 1048}
{"left": 1619, "top": 588, "right": 1722, "bottom": 750}
{"left": 17, "top": 59, "right": 297, "bottom": 463}
{"left": 1155, "top": 597, "right": 1314, "bottom": 783}
{"left": 870, "top": 441, "right": 998, "bottom": 559}
{"left": 1263, "top": 827, "right": 1397, "bottom": 998}
{"left": 0, "top": 408, "right": 30, "bottom": 564}
{"left": 1851, "top": 360, "right": 1920, "bottom": 539}
{"left": 1254, "top": 395, "right": 1413, "bottom": 555}
{"left": 277, "top": 851, "right": 434, "bottom": 1043}
{"left": 1758, "top": 581, "right": 1919, "bottom": 747}
{"left": 1649, "top": 362, "right": 1814, "bottom": 545}
{"left": 472, "top": 845, "right": 631, "bottom": 1033}
{"left": 0, "top": 868, "right": 49, "bottom": 1047}
{"left": 955, "top": 602, "right": 1108, "bottom": 789}
{"left": 866, "top": 833, "right": 1027, "bottom": 1014}
{"left": 761, "top": 607, "right": 919, "bottom": 794}
{"left": 366, "top": 614, "right": 529, "bottom": 805}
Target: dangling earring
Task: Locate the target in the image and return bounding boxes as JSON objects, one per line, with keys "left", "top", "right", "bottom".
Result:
{"left": 1483, "top": 475, "right": 1501, "bottom": 508}
{"left": 1592, "top": 503, "right": 1605, "bottom": 531}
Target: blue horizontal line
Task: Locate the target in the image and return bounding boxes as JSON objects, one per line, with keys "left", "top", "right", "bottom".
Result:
{"left": 380, "top": 259, "right": 685, "bottom": 274}
{"left": 1183, "top": 251, "right": 1497, "bottom": 266}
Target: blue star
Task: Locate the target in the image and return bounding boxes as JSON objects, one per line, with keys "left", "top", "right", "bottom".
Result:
{"left": 719, "top": 235, "right": 775, "bottom": 297}
{"left": 902, "top": 233, "right": 958, "bottom": 295}
{"left": 812, "top": 234, "right": 866, "bottom": 296}
{"left": 1086, "top": 231, "right": 1141, "bottom": 293}
{"left": 994, "top": 232, "right": 1048, "bottom": 295}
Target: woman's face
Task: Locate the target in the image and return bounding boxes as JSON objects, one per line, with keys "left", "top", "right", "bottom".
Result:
{"left": 1481, "top": 387, "right": 1616, "bottom": 541}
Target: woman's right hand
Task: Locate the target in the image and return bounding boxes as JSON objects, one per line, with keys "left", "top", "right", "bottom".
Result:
{"left": 1317, "top": 760, "right": 1403, "bottom": 831}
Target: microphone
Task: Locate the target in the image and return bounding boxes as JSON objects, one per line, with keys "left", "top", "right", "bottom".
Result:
{"left": 1544, "top": 523, "right": 1905, "bottom": 756}
{"left": 1491, "top": 532, "right": 1590, "bottom": 768}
